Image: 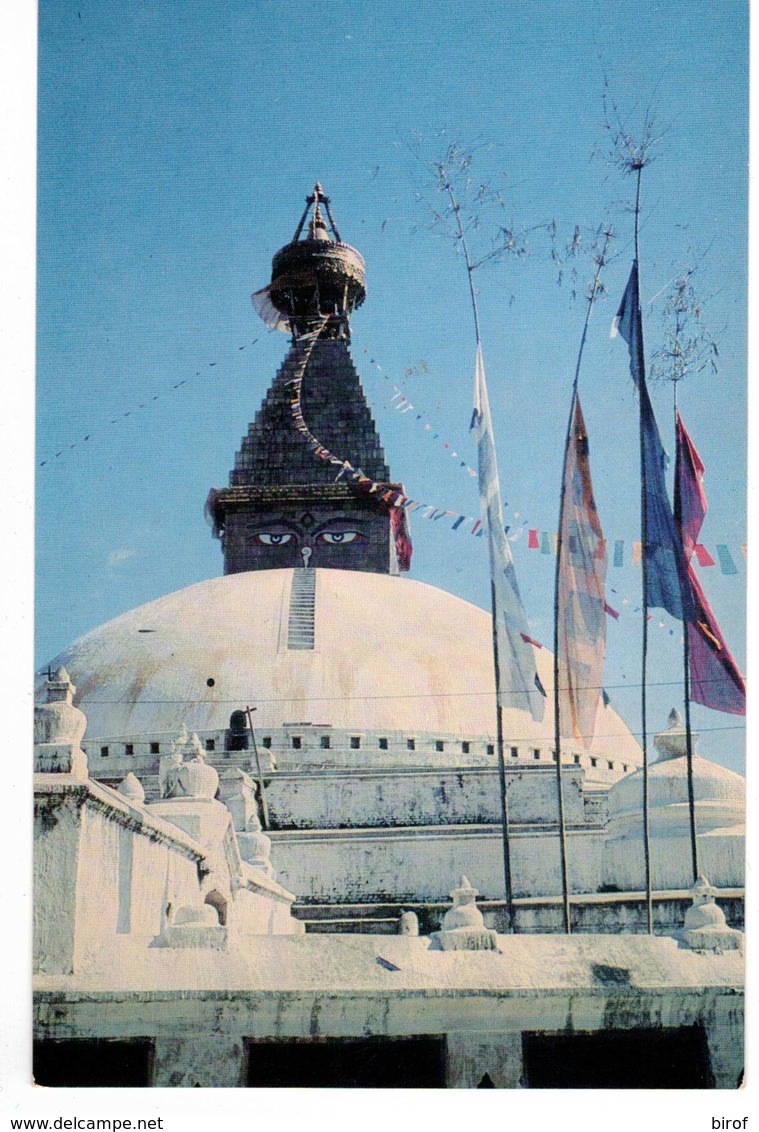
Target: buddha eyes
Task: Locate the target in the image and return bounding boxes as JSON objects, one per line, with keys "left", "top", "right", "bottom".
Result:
{"left": 317, "top": 531, "right": 361, "bottom": 545}
{"left": 254, "top": 532, "right": 295, "bottom": 546}
{"left": 252, "top": 530, "right": 362, "bottom": 547}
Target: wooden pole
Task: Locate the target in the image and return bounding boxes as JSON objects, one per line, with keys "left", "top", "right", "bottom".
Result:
{"left": 442, "top": 173, "right": 514, "bottom": 931}
{"left": 632, "top": 164, "right": 654, "bottom": 934}
{"left": 245, "top": 704, "right": 270, "bottom": 830}
{"left": 551, "top": 492, "right": 573, "bottom": 935}
{"left": 550, "top": 230, "right": 612, "bottom": 935}
{"left": 673, "top": 390, "right": 700, "bottom": 883}
{"left": 491, "top": 579, "right": 515, "bottom": 933}
{"left": 681, "top": 612, "right": 700, "bottom": 882}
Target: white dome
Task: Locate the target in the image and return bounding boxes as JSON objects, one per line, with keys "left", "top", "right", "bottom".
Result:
{"left": 606, "top": 754, "right": 745, "bottom": 838}
{"left": 602, "top": 740, "right": 745, "bottom": 891}
{"left": 39, "top": 568, "right": 641, "bottom": 767}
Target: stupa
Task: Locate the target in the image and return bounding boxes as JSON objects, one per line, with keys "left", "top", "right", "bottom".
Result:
{"left": 36, "top": 184, "right": 650, "bottom": 923}
{"left": 32, "top": 184, "right": 745, "bottom": 1089}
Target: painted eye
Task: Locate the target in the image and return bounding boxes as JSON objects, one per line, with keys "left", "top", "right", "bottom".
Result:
{"left": 254, "top": 532, "right": 295, "bottom": 546}
{"left": 317, "top": 531, "right": 361, "bottom": 545}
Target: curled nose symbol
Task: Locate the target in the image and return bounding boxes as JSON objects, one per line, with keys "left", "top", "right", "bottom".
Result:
{"left": 301, "top": 546, "right": 312, "bottom": 567}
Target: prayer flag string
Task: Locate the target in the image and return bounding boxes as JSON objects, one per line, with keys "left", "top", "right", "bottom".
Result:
{"left": 356, "top": 346, "right": 745, "bottom": 567}
{"left": 39, "top": 332, "right": 747, "bottom": 576}
{"left": 360, "top": 346, "right": 478, "bottom": 480}
{"left": 38, "top": 338, "right": 262, "bottom": 468}
{"left": 284, "top": 324, "right": 413, "bottom": 570}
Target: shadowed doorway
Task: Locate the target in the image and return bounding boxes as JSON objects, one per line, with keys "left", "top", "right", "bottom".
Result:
{"left": 522, "top": 1026, "right": 715, "bottom": 1088}
{"left": 245, "top": 1036, "right": 446, "bottom": 1088}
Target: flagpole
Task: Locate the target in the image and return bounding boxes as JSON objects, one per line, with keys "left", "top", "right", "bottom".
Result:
{"left": 551, "top": 232, "right": 612, "bottom": 936}
{"left": 442, "top": 175, "right": 515, "bottom": 932}
{"left": 632, "top": 163, "right": 654, "bottom": 934}
{"left": 673, "top": 391, "right": 700, "bottom": 883}
{"left": 491, "top": 576, "right": 515, "bottom": 932}
{"left": 680, "top": 556, "right": 700, "bottom": 886}
{"left": 552, "top": 385, "right": 575, "bottom": 936}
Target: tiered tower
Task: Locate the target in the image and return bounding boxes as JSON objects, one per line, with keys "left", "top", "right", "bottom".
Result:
{"left": 206, "top": 184, "right": 411, "bottom": 576}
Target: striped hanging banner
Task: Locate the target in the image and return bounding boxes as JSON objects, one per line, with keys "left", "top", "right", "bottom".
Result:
{"left": 675, "top": 412, "right": 745, "bottom": 715}
{"left": 471, "top": 344, "right": 544, "bottom": 720}
{"left": 556, "top": 394, "right": 608, "bottom": 748}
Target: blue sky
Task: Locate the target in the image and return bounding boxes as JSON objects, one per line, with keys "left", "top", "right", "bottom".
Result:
{"left": 36, "top": 0, "right": 748, "bottom": 771}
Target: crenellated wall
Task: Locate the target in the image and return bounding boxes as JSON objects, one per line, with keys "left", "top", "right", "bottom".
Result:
{"left": 83, "top": 726, "right": 637, "bottom": 787}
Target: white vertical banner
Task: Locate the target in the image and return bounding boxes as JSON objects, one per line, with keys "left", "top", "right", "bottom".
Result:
{"left": 471, "top": 344, "right": 545, "bottom": 720}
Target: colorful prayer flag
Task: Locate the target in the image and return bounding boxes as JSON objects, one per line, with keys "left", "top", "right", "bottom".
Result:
{"left": 611, "top": 262, "right": 643, "bottom": 352}
{"left": 686, "top": 572, "right": 745, "bottom": 713}
{"left": 614, "top": 262, "right": 693, "bottom": 621}
{"left": 389, "top": 507, "right": 413, "bottom": 573}
{"left": 251, "top": 285, "right": 291, "bottom": 332}
{"left": 675, "top": 412, "right": 706, "bottom": 556}
{"left": 472, "top": 344, "right": 544, "bottom": 720}
{"left": 556, "top": 394, "right": 607, "bottom": 747}
{"left": 675, "top": 413, "right": 745, "bottom": 714}
{"left": 694, "top": 544, "right": 716, "bottom": 567}
{"left": 716, "top": 544, "right": 738, "bottom": 576}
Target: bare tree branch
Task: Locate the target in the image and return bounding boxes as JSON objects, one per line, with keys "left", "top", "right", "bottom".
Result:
{"left": 649, "top": 258, "right": 722, "bottom": 386}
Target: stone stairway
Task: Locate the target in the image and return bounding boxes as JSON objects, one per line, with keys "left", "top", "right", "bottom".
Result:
{"left": 292, "top": 902, "right": 448, "bottom": 935}
{"left": 287, "top": 568, "right": 316, "bottom": 650}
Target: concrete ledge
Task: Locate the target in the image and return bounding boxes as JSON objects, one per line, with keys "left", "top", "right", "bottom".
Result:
{"left": 35, "top": 774, "right": 206, "bottom": 864}
{"left": 240, "top": 861, "right": 296, "bottom": 903}
{"left": 267, "top": 822, "right": 601, "bottom": 843}
{"left": 32, "top": 932, "right": 745, "bottom": 996}
{"left": 155, "top": 925, "right": 228, "bottom": 950}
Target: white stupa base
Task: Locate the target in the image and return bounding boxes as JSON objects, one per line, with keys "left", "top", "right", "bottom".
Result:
{"left": 602, "top": 828, "right": 744, "bottom": 892}
{"left": 430, "top": 927, "right": 499, "bottom": 951}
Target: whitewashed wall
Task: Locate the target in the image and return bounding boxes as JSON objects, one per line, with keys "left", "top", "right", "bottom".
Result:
{"left": 74, "top": 803, "right": 202, "bottom": 964}
{"left": 268, "top": 825, "right": 604, "bottom": 902}
{"left": 34, "top": 783, "right": 204, "bottom": 974}
{"left": 34, "top": 971, "right": 744, "bottom": 1090}
{"left": 603, "top": 830, "right": 745, "bottom": 891}
{"left": 34, "top": 792, "right": 81, "bottom": 974}
{"left": 263, "top": 766, "right": 591, "bottom": 830}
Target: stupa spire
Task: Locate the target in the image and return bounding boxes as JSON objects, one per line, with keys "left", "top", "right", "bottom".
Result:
{"left": 206, "top": 185, "right": 412, "bottom": 578}
{"left": 253, "top": 181, "right": 366, "bottom": 343}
